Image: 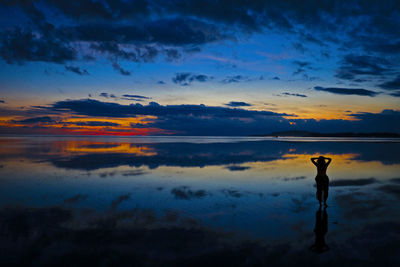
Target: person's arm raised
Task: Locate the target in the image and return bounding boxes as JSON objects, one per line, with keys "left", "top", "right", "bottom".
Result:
{"left": 311, "top": 158, "right": 318, "bottom": 166}
{"left": 325, "top": 157, "right": 332, "bottom": 166}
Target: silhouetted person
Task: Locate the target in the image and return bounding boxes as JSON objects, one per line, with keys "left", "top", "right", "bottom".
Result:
{"left": 309, "top": 207, "right": 329, "bottom": 253}
{"left": 311, "top": 156, "right": 331, "bottom": 207}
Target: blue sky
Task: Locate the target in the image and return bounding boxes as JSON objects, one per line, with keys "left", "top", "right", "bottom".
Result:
{"left": 0, "top": 0, "right": 399, "bottom": 135}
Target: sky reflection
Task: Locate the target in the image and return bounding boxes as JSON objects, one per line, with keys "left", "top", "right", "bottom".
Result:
{"left": 0, "top": 137, "right": 399, "bottom": 240}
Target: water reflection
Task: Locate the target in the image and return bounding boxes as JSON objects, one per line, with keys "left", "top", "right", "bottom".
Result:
{"left": 0, "top": 136, "right": 399, "bottom": 264}
{"left": 309, "top": 207, "right": 329, "bottom": 253}
{"left": 1, "top": 137, "right": 400, "bottom": 171}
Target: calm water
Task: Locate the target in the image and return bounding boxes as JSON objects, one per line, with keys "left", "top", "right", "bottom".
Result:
{"left": 0, "top": 136, "right": 399, "bottom": 264}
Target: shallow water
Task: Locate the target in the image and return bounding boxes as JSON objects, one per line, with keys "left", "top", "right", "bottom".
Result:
{"left": 0, "top": 136, "right": 399, "bottom": 264}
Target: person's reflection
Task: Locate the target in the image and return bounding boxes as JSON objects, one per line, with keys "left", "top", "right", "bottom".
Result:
{"left": 309, "top": 207, "right": 329, "bottom": 253}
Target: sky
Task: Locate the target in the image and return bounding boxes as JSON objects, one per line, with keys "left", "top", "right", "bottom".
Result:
{"left": 0, "top": 0, "right": 399, "bottom": 135}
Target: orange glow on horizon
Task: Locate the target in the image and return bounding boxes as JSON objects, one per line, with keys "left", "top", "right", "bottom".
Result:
{"left": 0, "top": 115, "right": 173, "bottom": 136}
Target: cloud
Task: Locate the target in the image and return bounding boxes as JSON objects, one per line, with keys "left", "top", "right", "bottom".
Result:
{"left": 376, "top": 185, "right": 400, "bottom": 199}
{"left": 74, "top": 121, "right": 120, "bottom": 127}
{"left": 283, "top": 176, "right": 306, "bottom": 181}
{"left": 292, "top": 60, "right": 312, "bottom": 76}
{"left": 112, "top": 62, "right": 131, "bottom": 76}
{"left": 122, "top": 94, "right": 151, "bottom": 101}
{"left": 90, "top": 41, "right": 159, "bottom": 63}
{"left": 64, "top": 65, "right": 89, "bottom": 75}
{"left": 41, "top": 99, "right": 289, "bottom": 119}
{"left": 99, "top": 93, "right": 116, "bottom": 98}
{"left": 63, "top": 17, "right": 225, "bottom": 46}
{"left": 282, "top": 92, "right": 307, "bottom": 98}
{"left": 225, "top": 101, "right": 252, "bottom": 107}
{"left": 14, "top": 116, "right": 55, "bottom": 124}
{"left": 18, "top": 99, "right": 398, "bottom": 135}
{"left": 63, "top": 194, "right": 88, "bottom": 204}
{"left": 221, "top": 75, "right": 250, "bottom": 84}
{"left": 122, "top": 170, "right": 148, "bottom": 176}
{"left": 171, "top": 186, "right": 209, "bottom": 200}
{"left": 2, "top": 1, "right": 399, "bottom": 64}
{"left": 335, "top": 54, "right": 391, "bottom": 81}
{"left": 172, "top": 73, "right": 212, "bottom": 86}
{"left": 390, "top": 91, "right": 400, "bottom": 97}
{"left": 390, "top": 178, "right": 400, "bottom": 184}
{"left": 379, "top": 74, "right": 400, "bottom": 90}
{"left": 0, "top": 28, "right": 76, "bottom": 64}
{"left": 221, "top": 189, "right": 242, "bottom": 198}
{"left": 0, "top": 99, "right": 4, "bottom": 104}
{"left": 110, "top": 194, "right": 130, "bottom": 210}
{"left": 225, "top": 166, "right": 251, "bottom": 171}
{"left": 314, "top": 86, "right": 379, "bottom": 97}
{"left": 329, "top": 178, "right": 377, "bottom": 187}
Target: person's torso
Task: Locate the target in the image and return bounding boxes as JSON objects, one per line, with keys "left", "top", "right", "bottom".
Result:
{"left": 317, "top": 164, "right": 327, "bottom": 175}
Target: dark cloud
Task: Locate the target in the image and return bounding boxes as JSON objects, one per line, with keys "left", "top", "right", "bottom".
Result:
{"left": 63, "top": 194, "right": 88, "bottom": 204}
{"left": 90, "top": 41, "right": 159, "bottom": 63}
{"left": 1, "top": 0, "right": 399, "bottom": 98}
{"left": 0, "top": 27, "right": 76, "bottom": 64}
{"left": 110, "top": 194, "right": 131, "bottom": 210}
{"left": 225, "top": 165, "right": 250, "bottom": 171}
{"left": 0, "top": 99, "right": 4, "bottom": 103}
{"left": 112, "top": 62, "right": 131, "bottom": 76}
{"left": 282, "top": 92, "right": 307, "bottom": 98}
{"left": 293, "top": 61, "right": 310, "bottom": 68}
{"left": 171, "top": 186, "right": 209, "bottom": 200}
{"left": 172, "top": 73, "right": 212, "bottom": 86}
{"left": 26, "top": 99, "right": 400, "bottom": 135}
{"left": 2, "top": 0, "right": 400, "bottom": 71}
{"left": 122, "top": 95, "right": 150, "bottom": 99}
{"left": 99, "top": 93, "right": 116, "bottom": 98}
{"left": 221, "top": 189, "right": 242, "bottom": 198}
{"left": 335, "top": 54, "right": 392, "bottom": 81}
{"left": 164, "top": 48, "right": 181, "bottom": 61}
{"left": 14, "top": 116, "right": 55, "bottom": 124}
{"left": 122, "top": 170, "right": 148, "bottom": 176}
{"left": 157, "top": 80, "right": 166, "bottom": 85}
{"left": 390, "top": 91, "right": 400, "bottom": 97}
{"left": 330, "top": 178, "right": 377, "bottom": 187}
{"left": 122, "top": 94, "right": 151, "bottom": 101}
{"left": 76, "top": 103, "right": 287, "bottom": 135}
{"left": 221, "top": 75, "right": 250, "bottom": 84}
{"left": 314, "top": 86, "right": 379, "bottom": 97}
{"left": 292, "top": 60, "right": 312, "bottom": 76}
{"left": 39, "top": 99, "right": 288, "bottom": 124}
{"left": 390, "top": 178, "right": 400, "bottom": 184}
{"left": 348, "top": 110, "right": 400, "bottom": 132}
{"left": 376, "top": 185, "right": 400, "bottom": 199}
{"left": 379, "top": 74, "right": 400, "bottom": 90}
{"left": 64, "top": 65, "right": 89, "bottom": 75}
{"left": 74, "top": 121, "right": 120, "bottom": 127}
{"left": 283, "top": 176, "right": 306, "bottom": 181}
{"left": 62, "top": 17, "right": 224, "bottom": 46}
{"left": 225, "top": 101, "right": 252, "bottom": 107}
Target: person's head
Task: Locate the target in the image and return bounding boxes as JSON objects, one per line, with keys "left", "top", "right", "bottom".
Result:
{"left": 317, "top": 156, "right": 325, "bottom": 165}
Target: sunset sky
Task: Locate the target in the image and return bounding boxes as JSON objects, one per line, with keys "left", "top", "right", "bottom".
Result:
{"left": 0, "top": 0, "right": 399, "bottom": 135}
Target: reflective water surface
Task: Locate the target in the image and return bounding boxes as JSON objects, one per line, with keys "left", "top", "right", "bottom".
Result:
{"left": 0, "top": 136, "right": 399, "bottom": 265}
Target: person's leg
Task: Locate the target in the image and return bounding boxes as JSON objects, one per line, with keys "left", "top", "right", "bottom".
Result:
{"left": 323, "top": 183, "right": 329, "bottom": 207}
{"left": 316, "top": 184, "right": 322, "bottom": 206}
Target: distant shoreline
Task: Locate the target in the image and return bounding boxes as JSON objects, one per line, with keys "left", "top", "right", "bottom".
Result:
{"left": 0, "top": 134, "right": 400, "bottom": 144}
{"left": 254, "top": 131, "right": 400, "bottom": 138}
{"left": 0, "top": 132, "right": 400, "bottom": 138}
